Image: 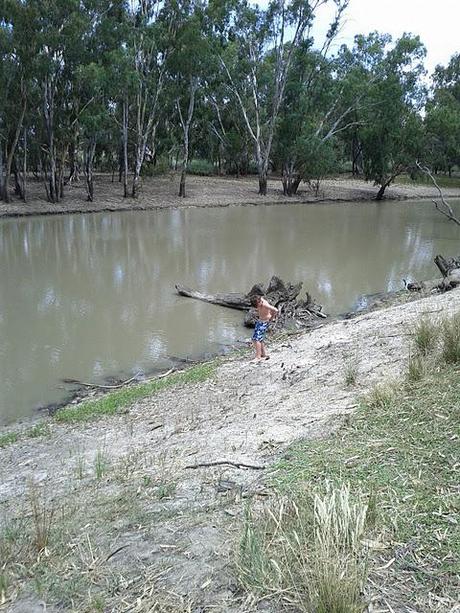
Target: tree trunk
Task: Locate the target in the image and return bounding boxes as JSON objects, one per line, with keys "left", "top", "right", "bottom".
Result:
{"left": 291, "top": 175, "right": 302, "bottom": 195}
{"left": 0, "top": 143, "right": 4, "bottom": 201}
{"left": 12, "top": 158, "right": 23, "bottom": 199}
{"left": 179, "top": 170, "right": 186, "bottom": 198}
{"left": 376, "top": 182, "right": 388, "bottom": 200}
{"left": 22, "top": 127, "right": 27, "bottom": 202}
{"left": 176, "top": 276, "right": 326, "bottom": 330}
{"left": 258, "top": 172, "right": 267, "bottom": 195}
{"left": 281, "top": 161, "right": 300, "bottom": 196}
{"left": 177, "top": 78, "right": 196, "bottom": 199}
{"left": 122, "top": 97, "right": 129, "bottom": 198}
{"left": 175, "top": 284, "right": 250, "bottom": 310}
{"left": 84, "top": 139, "right": 96, "bottom": 202}
{"left": 3, "top": 96, "right": 26, "bottom": 203}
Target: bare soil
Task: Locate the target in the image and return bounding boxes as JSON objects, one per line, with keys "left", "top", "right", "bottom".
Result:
{"left": 2, "top": 287, "right": 460, "bottom": 612}
{"left": 2, "top": 173, "right": 460, "bottom": 218}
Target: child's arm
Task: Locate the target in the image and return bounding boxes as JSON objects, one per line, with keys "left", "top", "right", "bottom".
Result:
{"left": 265, "top": 299, "right": 278, "bottom": 317}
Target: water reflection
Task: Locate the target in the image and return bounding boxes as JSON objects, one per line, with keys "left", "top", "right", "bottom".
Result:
{"left": 1, "top": 199, "right": 460, "bottom": 424}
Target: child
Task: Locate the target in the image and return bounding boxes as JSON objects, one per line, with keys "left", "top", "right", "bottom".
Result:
{"left": 250, "top": 294, "right": 278, "bottom": 362}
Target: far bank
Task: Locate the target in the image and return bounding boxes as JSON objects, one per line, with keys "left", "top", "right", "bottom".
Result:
{"left": 2, "top": 173, "right": 460, "bottom": 218}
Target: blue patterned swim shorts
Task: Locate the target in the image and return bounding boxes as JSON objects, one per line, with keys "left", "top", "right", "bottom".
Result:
{"left": 252, "top": 320, "right": 269, "bottom": 342}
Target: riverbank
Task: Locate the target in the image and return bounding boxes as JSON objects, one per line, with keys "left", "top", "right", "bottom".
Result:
{"left": 2, "top": 174, "right": 460, "bottom": 218}
{"left": 1, "top": 287, "right": 460, "bottom": 611}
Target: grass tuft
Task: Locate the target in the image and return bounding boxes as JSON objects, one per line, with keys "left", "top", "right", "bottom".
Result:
{"left": 0, "top": 432, "right": 18, "bottom": 448}
{"left": 238, "top": 485, "right": 369, "bottom": 612}
{"left": 365, "top": 381, "right": 396, "bottom": 409}
{"left": 29, "top": 484, "right": 54, "bottom": 554}
{"left": 344, "top": 361, "right": 359, "bottom": 387}
{"left": 411, "top": 317, "right": 439, "bottom": 356}
{"left": 25, "top": 423, "right": 51, "bottom": 439}
{"left": 441, "top": 312, "right": 460, "bottom": 364}
{"left": 94, "top": 449, "right": 109, "bottom": 480}
{"left": 406, "top": 352, "right": 429, "bottom": 383}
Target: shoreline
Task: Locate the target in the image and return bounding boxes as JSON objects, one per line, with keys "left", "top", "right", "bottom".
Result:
{"left": 0, "top": 285, "right": 418, "bottom": 435}
{"left": 1, "top": 174, "right": 460, "bottom": 220}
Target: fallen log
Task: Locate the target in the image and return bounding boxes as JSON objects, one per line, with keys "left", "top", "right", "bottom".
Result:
{"left": 175, "top": 284, "right": 250, "bottom": 310}
{"left": 176, "top": 275, "right": 327, "bottom": 330}
{"left": 406, "top": 254, "right": 460, "bottom": 294}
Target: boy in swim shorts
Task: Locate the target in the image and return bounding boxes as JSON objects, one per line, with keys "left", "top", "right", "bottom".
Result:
{"left": 250, "top": 294, "right": 278, "bottom": 362}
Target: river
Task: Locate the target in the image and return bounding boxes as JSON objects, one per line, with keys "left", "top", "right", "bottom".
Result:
{"left": 1, "top": 198, "right": 459, "bottom": 424}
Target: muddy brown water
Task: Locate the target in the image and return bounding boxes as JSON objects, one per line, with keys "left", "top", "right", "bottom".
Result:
{"left": 1, "top": 198, "right": 460, "bottom": 425}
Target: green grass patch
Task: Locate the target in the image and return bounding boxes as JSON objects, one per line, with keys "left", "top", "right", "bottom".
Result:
{"left": 271, "top": 366, "right": 460, "bottom": 607}
{"left": 54, "top": 363, "right": 216, "bottom": 424}
{"left": 0, "top": 432, "right": 18, "bottom": 448}
{"left": 25, "top": 423, "right": 51, "bottom": 439}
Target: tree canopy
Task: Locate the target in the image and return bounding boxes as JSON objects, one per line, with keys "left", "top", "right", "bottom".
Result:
{"left": 1, "top": 0, "right": 459, "bottom": 203}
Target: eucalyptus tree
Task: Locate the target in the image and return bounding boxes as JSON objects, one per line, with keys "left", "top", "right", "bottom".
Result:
{"left": 425, "top": 54, "right": 460, "bottom": 176}
{"left": 127, "top": 0, "right": 174, "bottom": 198}
{"left": 218, "top": 0, "right": 348, "bottom": 195}
{"left": 163, "top": 0, "right": 209, "bottom": 197}
{"left": 346, "top": 33, "right": 427, "bottom": 199}
{"left": 0, "top": 0, "right": 36, "bottom": 202}
{"left": 274, "top": 42, "right": 362, "bottom": 195}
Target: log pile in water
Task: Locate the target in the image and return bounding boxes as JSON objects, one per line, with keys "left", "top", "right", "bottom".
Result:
{"left": 406, "top": 255, "right": 460, "bottom": 293}
{"left": 175, "top": 275, "right": 327, "bottom": 330}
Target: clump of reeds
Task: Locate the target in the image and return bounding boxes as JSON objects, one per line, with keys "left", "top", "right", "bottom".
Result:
{"left": 29, "top": 483, "right": 54, "bottom": 554}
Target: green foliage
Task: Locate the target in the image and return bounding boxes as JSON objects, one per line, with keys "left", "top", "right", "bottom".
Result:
{"left": 187, "top": 159, "right": 215, "bottom": 175}
{"left": 0, "top": 432, "right": 18, "bottom": 448}
{"left": 0, "top": 1, "right": 458, "bottom": 200}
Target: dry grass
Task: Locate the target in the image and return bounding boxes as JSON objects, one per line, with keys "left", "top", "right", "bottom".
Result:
{"left": 238, "top": 484, "right": 370, "bottom": 612}
{"left": 272, "top": 351, "right": 460, "bottom": 611}
{"left": 29, "top": 484, "right": 54, "bottom": 554}
{"left": 411, "top": 317, "right": 440, "bottom": 356}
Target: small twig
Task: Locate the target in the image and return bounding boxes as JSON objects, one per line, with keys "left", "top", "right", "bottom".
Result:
{"left": 104, "top": 544, "right": 130, "bottom": 563}
{"left": 153, "top": 368, "right": 175, "bottom": 380}
{"left": 184, "top": 460, "right": 266, "bottom": 470}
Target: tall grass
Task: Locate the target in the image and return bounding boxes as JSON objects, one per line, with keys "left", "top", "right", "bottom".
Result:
{"left": 411, "top": 317, "right": 439, "bottom": 356}
{"left": 441, "top": 312, "right": 460, "bottom": 363}
{"left": 29, "top": 484, "right": 54, "bottom": 553}
{"left": 238, "top": 484, "right": 369, "bottom": 612}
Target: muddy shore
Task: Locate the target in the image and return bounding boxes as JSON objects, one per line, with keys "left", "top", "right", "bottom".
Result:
{"left": 1, "top": 285, "right": 460, "bottom": 612}
{"left": 2, "top": 173, "right": 460, "bottom": 218}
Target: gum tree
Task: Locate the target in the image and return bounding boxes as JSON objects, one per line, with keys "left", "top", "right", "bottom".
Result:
{"left": 219, "top": 0, "right": 349, "bottom": 195}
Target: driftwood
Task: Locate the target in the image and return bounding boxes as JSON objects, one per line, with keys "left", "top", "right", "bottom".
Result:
{"left": 175, "top": 284, "right": 250, "bottom": 310}
{"left": 176, "top": 275, "right": 327, "bottom": 330}
{"left": 406, "top": 254, "right": 460, "bottom": 293}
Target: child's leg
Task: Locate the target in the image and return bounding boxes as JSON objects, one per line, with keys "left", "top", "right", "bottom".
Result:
{"left": 253, "top": 340, "right": 263, "bottom": 359}
{"left": 260, "top": 341, "right": 267, "bottom": 358}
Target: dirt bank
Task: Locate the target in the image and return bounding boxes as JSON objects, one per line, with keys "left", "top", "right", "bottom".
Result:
{"left": 1, "top": 287, "right": 460, "bottom": 611}
{"left": 1, "top": 174, "right": 460, "bottom": 218}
